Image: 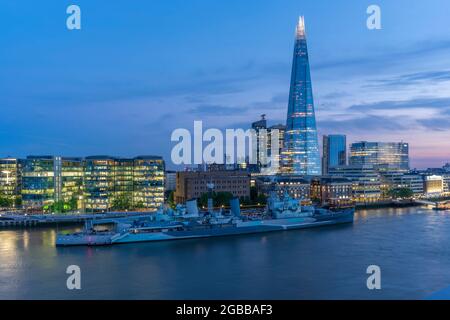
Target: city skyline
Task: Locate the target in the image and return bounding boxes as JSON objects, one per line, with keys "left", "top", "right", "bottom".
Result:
{"left": 1, "top": 1, "right": 450, "bottom": 169}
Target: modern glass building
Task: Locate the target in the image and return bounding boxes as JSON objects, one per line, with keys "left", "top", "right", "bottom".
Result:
{"left": 328, "top": 165, "right": 382, "bottom": 203}
{"left": 84, "top": 155, "right": 165, "bottom": 212}
{"left": 2, "top": 155, "right": 165, "bottom": 212}
{"left": 83, "top": 156, "right": 115, "bottom": 212}
{"left": 322, "top": 135, "right": 347, "bottom": 174}
{"left": 281, "top": 16, "right": 321, "bottom": 176}
{"left": 59, "top": 157, "right": 84, "bottom": 208}
{"left": 0, "top": 158, "right": 21, "bottom": 207}
{"left": 133, "top": 156, "right": 165, "bottom": 210}
{"left": 113, "top": 158, "right": 134, "bottom": 208}
{"left": 21, "top": 156, "right": 56, "bottom": 209}
{"left": 349, "top": 142, "right": 409, "bottom": 171}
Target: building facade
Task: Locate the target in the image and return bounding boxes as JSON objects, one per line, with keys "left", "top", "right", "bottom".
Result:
{"left": 165, "top": 170, "right": 177, "bottom": 191}
{"left": 310, "top": 177, "right": 353, "bottom": 208}
{"left": 281, "top": 17, "right": 321, "bottom": 176}
{"left": 251, "top": 116, "right": 286, "bottom": 174}
{"left": 174, "top": 170, "right": 250, "bottom": 204}
{"left": 322, "top": 135, "right": 347, "bottom": 175}
{"left": 84, "top": 156, "right": 165, "bottom": 212}
{"left": 424, "top": 175, "right": 444, "bottom": 196}
{"left": 350, "top": 142, "right": 409, "bottom": 171}
{"left": 132, "top": 156, "right": 165, "bottom": 210}
{"left": 21, "top": 156, "right": 56, "bottom": 209}
{"left": 255, "top": 175, "right": 310, "bottom": 201}
{"left": 0, "top": 158, "right": 22, "bottom": 207}
{"left": 4, "top": 155, "right": 164, "bottom": 213}
{"left": 328, "top": 165, "right": 382, "bottom": 203}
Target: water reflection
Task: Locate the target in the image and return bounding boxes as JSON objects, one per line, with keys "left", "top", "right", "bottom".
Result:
{"left": 0, "top": 207, "right": 449, "bottom": 299}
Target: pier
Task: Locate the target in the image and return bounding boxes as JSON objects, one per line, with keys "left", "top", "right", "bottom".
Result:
{"left": 0, "top": 211, "right": 155, "bottom": 229}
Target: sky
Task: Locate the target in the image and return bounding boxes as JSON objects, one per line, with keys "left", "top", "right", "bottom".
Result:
{"left": 1, "top": 0, "right": 450, "bottom": 169}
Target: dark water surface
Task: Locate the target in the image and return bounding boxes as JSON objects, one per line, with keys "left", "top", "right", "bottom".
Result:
{"left": 1, "top": 207, "right": 449, "bottom": 299}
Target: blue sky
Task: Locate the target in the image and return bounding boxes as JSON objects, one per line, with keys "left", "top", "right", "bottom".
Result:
{"left": 1, "top": 0, "right": 450, "bottom": 168}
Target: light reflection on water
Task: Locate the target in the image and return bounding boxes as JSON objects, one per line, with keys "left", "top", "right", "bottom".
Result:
{"left": 0, "top": 207, "right": 449, "bottom": 300}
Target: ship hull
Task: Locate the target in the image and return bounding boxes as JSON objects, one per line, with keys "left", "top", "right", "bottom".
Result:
{"left": 56, "top": 209, "right": 354, "bottom": 247}
{"left": 114, "top": 209, "right": 354, "bottom": 244}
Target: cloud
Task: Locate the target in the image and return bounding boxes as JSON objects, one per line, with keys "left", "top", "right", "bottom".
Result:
{"left": 366, "top": 70, "right": 450, "bottom": 88}
{"left": 189, "top": 104, "right": 246, "bottom": 116}
{"left": 318, "top": 115, "right": 407, "bottom": 132}
{"left": 347, "top": 97, "right": 450, "bottom": 112}
{"left": 313, "top": 39, "right": 450, "bottom": 73}
{"left": 418, "top": 117, "right": 450, "bottom": 131}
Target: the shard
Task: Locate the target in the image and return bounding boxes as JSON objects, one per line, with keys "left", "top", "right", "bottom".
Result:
{"left": 281, "top": 16, "right": 321, "bottom": 176}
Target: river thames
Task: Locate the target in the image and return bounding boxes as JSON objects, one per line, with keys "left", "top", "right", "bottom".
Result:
{"left": 0, "top": 206, "right": 449, "bottom": 299}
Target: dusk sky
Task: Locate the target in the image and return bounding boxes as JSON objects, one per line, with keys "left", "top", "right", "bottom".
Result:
{"left": 1, "top": 0, "right": 450, "bottom": 169}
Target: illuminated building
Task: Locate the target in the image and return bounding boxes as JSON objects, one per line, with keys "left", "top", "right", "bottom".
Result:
{"left": 424, "top": 175, "right": 444, "bottom": 196}
{"left": 250, "top": 116, "right": 286, "bottom": 174}
{"left": 114, "top": 158, "right": 134, "bottom": 206}
{"left": 132, "top": 156, "right": 165, "bottom": 211}
{"left": 83, "top": 156, "right": 165, "bottom": 212}
{"left": 266, "top": 124, "right": 286, "bottom": 174}
{"left": 21, "top": 156, "right": 56, "bottom": 209}
{"left": 328, "top": 165, "right": 382, "bottom": 203}
{"left": 281, "top": 16, "right": 321, "bottom": 176}
{"left": 310, "top": 177, "right": 353, "bottom": 208}
{"left": 380, "top": 171, "right": 424, "bottom": 196}
{"left": 83, "top": 156, "right": 115, "bottom": 212}
{"left": 255, "top": 175, "right": 310, "bottom": 201}
{"left": 58, "top": 157, "right": 84, "bottom": 208}
{"left": 350, "top": 142, "right": 409, "bottom": 171}
{"left": 0, "top": 158, "right": 21, "bottom": 207}
{"left": 322, "top": 135, "right": 347, "bottom": 175}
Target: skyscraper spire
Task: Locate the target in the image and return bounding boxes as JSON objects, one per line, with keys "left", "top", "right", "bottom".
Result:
{"left": 281, "top": 16, "right": 321, "bottom": 176}
{"left": 296, "top": 16, "right": 306, "bottom": 39}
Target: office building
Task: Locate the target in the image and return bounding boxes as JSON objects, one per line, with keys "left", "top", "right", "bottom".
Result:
{"left": 322, "top": 135, "right": 347, "bottom": 174}
{"left": 174, "top": 170, "right": 250, "bottom": 204}
{"left": 21, "top": 156, "right": 56, "bottom": 209}
{"left": 328, "top": 165, "right": 382, "bottom": 203}
{"left": 310, "top": 177, "right": 353, "bottom": 208}
{"left": 132, "top": 156, "right": 165, "bottom": 210}
{"left": 165, "top": 170, "right": 177, "bottom": 191}
{"left": 0, "top": 158, "right": 22, "bottom": 207}
{"left": 350, "top": 142, "right": 409, "bottom": 171}
{"left": 255, "top": 175, "right": 310, "bottom": 200}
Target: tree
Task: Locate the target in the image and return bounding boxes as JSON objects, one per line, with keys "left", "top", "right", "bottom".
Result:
{"left": 167, "top": 191, "right": 176, "bottom": 209}
{"left": 0, "top": 196, "right": 13, "bottom": 208}
{"left": 47, "top": 200, "right": 67, "bottom": 213}
{"left": 111, "top": 195, "right": 132, "bottom": 211}
{"left": 388, "top": 187, "right": 414, "bottom": 199}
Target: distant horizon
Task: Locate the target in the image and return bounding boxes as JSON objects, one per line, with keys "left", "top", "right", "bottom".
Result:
{"left": 2, "top": 1, "right": 450, "bottom": 169}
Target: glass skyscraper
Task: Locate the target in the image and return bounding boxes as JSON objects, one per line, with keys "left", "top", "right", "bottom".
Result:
{"left": 349, "top": 142, "right": 409, "bottom": 171}
{"left": 282, "top": 16, "right": 321, "bottom": 176}
{"left": 322, "top": 135, "right": 347, "bottom": 174}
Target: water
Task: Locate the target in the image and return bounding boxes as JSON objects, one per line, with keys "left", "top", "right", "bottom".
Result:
{"left": 1, "top": 207, "right": 449, "bottom": 300}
